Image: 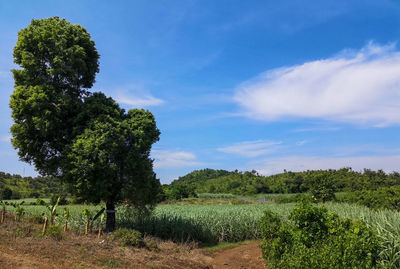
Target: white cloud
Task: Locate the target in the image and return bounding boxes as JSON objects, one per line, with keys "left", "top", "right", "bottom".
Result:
{"left": 152, "top": 149, "right": 202, "bottom": 168}
{"left": 254, "top": 155, "right": 400, "bottom": 175}
{"left": 235, "top": 42, "right": 400, "bottom": 126}
{"left": 218, "top": 140, "right": 282, "bottom": 157}
{"left": 115, "top": 94, "right": 164, "bottom": 107}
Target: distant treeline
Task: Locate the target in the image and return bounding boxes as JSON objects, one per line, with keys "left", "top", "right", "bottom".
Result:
{"left": 170, "top": 168, "right": 400, "bottom": 195}
{"left": 0, "top": 172, "right": 64, "bottom": 199}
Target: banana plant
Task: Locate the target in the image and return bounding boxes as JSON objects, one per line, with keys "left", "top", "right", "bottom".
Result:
{"left": 9, "top": 201, "right": 25, "bottom": 221}
{"left": 97, "top": 212, "right": 105, "bottom": 239}
{"left": 15, "top": 206, "right": 25, "bottom": 221}
{"left": 36, "top": 197, "right": 60, "bottom": 225}
{"left": 63, "top": 208, "right": 70, "bottom": 232}
{"left": 0, "top": 200, "right": 8, "bottom": 224}
{"left": 82, "top": 208, "right": 105, "bottom": 235}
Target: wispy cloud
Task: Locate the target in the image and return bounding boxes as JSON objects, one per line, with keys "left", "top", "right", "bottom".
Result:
{"left": 254, "top": 155, "right": 400, "bottom": 175}
{"left": 235, "top": 42, "right": 400, "bottom": 126}
{"left": 296, "top": 140, "right": 308, "bottom": 146}
{"left": 292, "top": 126, "right": 341, "bottom": 133}
{"left": 152, "top": 149, "right": 202, "bottom": 168}
{"left": 115, "top": 93, "right": 164, "bottom": 107}
{"left": 218, "top": 140, "right": 282, "bottom": 158}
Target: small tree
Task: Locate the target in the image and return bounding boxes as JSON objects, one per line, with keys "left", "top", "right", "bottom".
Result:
{"left": 308, "top": 174, "right": 336, "bottom": 202}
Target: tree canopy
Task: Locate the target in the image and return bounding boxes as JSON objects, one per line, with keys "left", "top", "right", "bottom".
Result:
{"left": 10, "top": 16, "right": 161, "bottom": 231}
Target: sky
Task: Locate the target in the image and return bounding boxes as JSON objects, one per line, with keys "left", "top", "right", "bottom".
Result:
{"left": 1, "top": 0, "right": 400, "bottom": 183}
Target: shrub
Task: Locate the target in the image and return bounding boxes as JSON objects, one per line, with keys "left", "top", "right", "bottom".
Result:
{"left": 112, "top": 228, "right": 144, "bottom": 247}
{"left": 45, "top": 224, "right": 63, "bottom": 240}
{"left": 2, "top": 188, "right": 13, "bottom": 200}
{"left": 339, "top": 186, "right": 400, "bottom": 211}
{"left": 261, "top": 202, "right": 380, "bottom": 268}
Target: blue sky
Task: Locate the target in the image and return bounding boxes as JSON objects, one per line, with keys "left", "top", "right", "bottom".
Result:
{"left": 1, "top": 0, "right": 400, "bottom": 183}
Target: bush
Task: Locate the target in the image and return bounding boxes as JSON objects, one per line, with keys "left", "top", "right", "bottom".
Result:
{"left": 339, "top": 186, "right": 400, "bottom": 211}
{"left": 261, "top": 202, "right": 380, "bottom": 268}
{"left": 112, "top": 228, "right": 144, "bottom": 247}
{"left": 2, "top": 187, "right": 13, "bottom": 200}
{"left": 45, "top": 224, "right": 63, "bottom": 240}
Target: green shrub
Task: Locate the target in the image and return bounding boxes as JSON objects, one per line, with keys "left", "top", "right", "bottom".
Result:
{"left": 112, "top": 228, "right": 144, "bottom": 247}
{"left": 1, "top": 187, "right": 13, "bottom": 200}
{"left": 261, "top": 202, "right": 380, "bottom": 268}
{"left": 339, "top": 186, "right": 400, "bottom": 211}
{"left": 45, "top": 224, "right": 63, "bottom": 240}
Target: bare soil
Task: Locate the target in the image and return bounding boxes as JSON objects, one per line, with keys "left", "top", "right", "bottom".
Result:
{"left": 212, "top": 242, "right": 264, "bottom": 269}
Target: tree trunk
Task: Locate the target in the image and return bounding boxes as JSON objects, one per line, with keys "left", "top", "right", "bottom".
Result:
{"left": 106, "top": 201, "right": 116, "bottom": 232}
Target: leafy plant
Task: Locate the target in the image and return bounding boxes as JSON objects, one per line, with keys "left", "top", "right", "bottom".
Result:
{"left": 63, "top": 208, "right": 70, "bottom": 232}
{"left": 82, "top": 208, "right": 105, "bottom": 234}
{"left": 0, "top": 200, "right": 7, "bottom": 224}
{"left": 260, "top": 202, "right": 380, "bottom": 268}
{"left": 44, "top": 224, "right": 63, "bottom": 241}
{"left": 36, "top": 197, "right": 60, "bottom": 225}
{"left": 9, "top": 201, "right": 25, "bottom": 221}
{"left": 112, "top": 228, "right": 144, "bottom": 247}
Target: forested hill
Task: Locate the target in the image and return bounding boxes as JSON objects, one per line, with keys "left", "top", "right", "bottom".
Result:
{"left": 0, "top": 172, "right": 64, "bottom": 199}
{"left": 170, "top": 168, "right": 400, "bottom": 195}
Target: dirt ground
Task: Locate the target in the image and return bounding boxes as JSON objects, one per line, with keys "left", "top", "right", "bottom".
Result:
{"left": 212, "top": 242, "right": 264, "bottom": 269}
{"left": 0, "top": 214, "right": 265, "bottom": 269}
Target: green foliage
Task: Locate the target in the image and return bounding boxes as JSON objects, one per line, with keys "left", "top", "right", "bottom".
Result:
{"left": 0, "top": 172, "right": 64, "bottom": 199}
{"left": 36, "top": 197, "right": 60, "bottom": 224}
{"left": 9, "top": 17, "right": 161, "bottom": 231}
{"left": 165, "top": 185, "right": 197, "bottom": 200}
{"left": 50, "top": 194, "right": 68, "bottom": 206}
{"left": 261, "top": 202, "right": 380, "bottom": 268}
{"left": 338, "top": 186, "right": 400, "bottom": 211}
{"left": 171, "top": 168, "right": 400, "bottom": 197}
{"left": 112, "top": 228, "right": 144, "bottom": 247}
{"left": 10, "top": 16, "right": 99, "bottom": 176}
{"left": 45, "top": 224, "right": 63, "bottom": 240}
{"left": 306, "top": 174, "right": 336, "bottom": 202}
{"left": 1, "top": 187, "right": 13, "bottom": 200}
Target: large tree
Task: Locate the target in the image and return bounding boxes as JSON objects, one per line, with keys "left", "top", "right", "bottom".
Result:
{"left": 10, "top": 17, "right": 161, "bottom": 231}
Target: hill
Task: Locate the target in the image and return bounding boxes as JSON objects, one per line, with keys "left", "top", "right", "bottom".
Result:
{"left": 0, "top": 172, "right": 64, "bottom": 199}
{"left": 170, "top": 168, "right": 400, "bottom": 195}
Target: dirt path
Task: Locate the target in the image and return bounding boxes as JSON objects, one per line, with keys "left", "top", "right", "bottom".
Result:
{"left": 212, "top": 241, "right": 265, "bottom": 269}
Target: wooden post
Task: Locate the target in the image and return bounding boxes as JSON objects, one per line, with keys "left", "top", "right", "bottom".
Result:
{"left": 42, "top": 217, "right": 48, "bottom": 235}
{"left": 64, "top": 221, "right": 68, "bottom": 232}
{"left": 1, "top": 206, "right": 5, "bottom": 224}
{"left": 98, "top": 223, "right": 102, "bottom": 239}
{"left": 85, "top": 220, "right": 89, "bottom": 235}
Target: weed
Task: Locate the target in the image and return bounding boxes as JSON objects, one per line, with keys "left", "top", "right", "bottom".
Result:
{"left": 112, "top": 228, "right": 144, "bottom": 247}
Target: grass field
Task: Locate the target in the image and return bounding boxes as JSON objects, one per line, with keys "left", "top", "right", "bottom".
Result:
{"left": 4, "top": 198, "right": 400, "bottom": 268}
